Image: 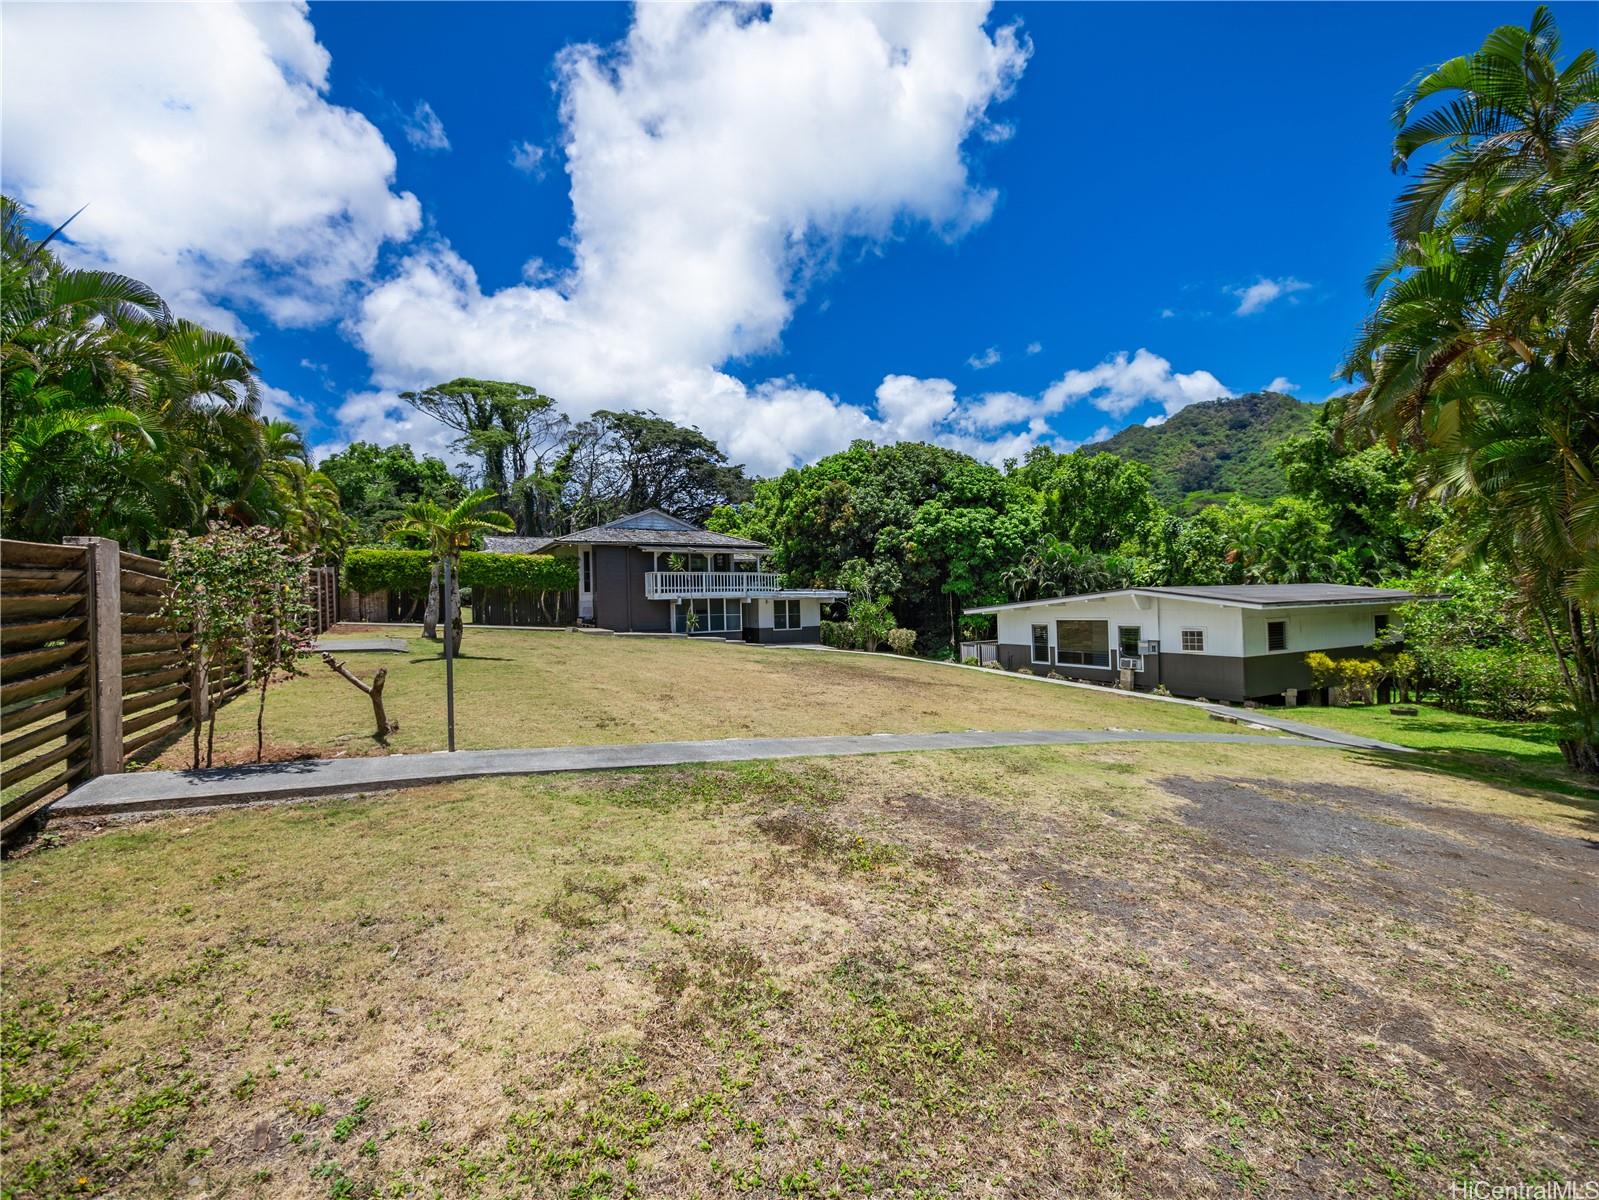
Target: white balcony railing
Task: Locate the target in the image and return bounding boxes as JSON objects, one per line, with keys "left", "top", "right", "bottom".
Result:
{"left": 645, "top": 570, "right": 783, "bottom": 599}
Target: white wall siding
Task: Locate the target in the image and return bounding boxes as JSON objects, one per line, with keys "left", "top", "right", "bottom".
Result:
{"left": 1240, "top": 604, "right": 1393, "bottom": 656}
{"left": 995, "top": 594, "right": 1245, "bottom": 662}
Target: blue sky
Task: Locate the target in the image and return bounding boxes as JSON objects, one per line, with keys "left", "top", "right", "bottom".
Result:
{"left": 3, "top": 1, "right": 1587, "bottom": 476}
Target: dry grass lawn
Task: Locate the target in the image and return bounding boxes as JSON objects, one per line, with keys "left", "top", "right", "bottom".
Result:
{"left": 146, "top": 626, "right": 1244, "bottom": 768}
{"left": 4, "top": 740, "right": 1594, "bottom": 1198}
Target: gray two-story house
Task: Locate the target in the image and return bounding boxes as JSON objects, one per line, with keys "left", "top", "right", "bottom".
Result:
{"left": 484, "top": 510, "right": 845, "bottom": 642}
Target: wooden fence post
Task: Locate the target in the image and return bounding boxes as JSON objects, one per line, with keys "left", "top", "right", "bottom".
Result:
{"left": 63, "top": 536, "right": 123, "bottom": 776}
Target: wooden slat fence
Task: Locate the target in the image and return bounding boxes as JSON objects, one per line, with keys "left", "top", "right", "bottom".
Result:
{"left": 0, "top": 536, "right": 317, "bottom": 843}
{"left": 307, "top": 565, "right": 338, "bottom": 635}
{"left": 0, "top": 540, "right": 93, "bottom": 836}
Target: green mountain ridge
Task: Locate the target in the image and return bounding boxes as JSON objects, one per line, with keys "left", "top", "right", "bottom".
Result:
{"left": 1095, "top": 391, "right": 1317, "bottom": 506}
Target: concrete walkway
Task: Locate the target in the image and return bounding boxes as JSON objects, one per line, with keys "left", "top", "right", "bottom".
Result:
{"left": 311, "top": 637, "right": 408, "bottom": 653}
{"left": 54, "top": 725, "right": 1403, "bottom": 819}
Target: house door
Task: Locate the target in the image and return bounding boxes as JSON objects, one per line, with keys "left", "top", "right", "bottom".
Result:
{"left": 578, "top": 549, "right": 593, "bottom": 621}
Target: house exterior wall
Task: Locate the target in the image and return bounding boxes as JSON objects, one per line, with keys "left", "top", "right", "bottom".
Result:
{"left": 989, "top": 595, "right": 1400, "bottom": 702}
{"left": 1237, "top": 603, "right": 1395, "bottom": 697}
{"left": 590, "top": 546, "right": 672, "bottom": 633}
{"left": 746, "top": 596, "right": 823, "bottom": 644}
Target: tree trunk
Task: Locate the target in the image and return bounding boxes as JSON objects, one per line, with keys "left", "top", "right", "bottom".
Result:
{"left": 322, "top": 652, "right": 396, "bottom": 740}
{"left": 256, "top": 680, "right": 269, "bottom": 763}
{"left": 190, "top": 661, "right": 207, "bottom": 771}
{"left": 447, "top": 566, "right": 463, "bottom": 655}
{"left": 1559, "top": 736, "right": 1599, "bottom": 774}
{"left": 423, "top": 561, "right": 441, "bottom": 639}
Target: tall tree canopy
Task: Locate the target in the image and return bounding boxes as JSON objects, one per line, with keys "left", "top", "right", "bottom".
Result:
{"left": 711, "top": 441, "right": 1035, "bottom": 649}
{"left": 398, "top": 378, "right": 567, "bottom": 528}
{"left": 318, "top": 441, "right": 464, "bottom": 545}
{"left": 558, "top": 410, "right": 751, "bottom": 530}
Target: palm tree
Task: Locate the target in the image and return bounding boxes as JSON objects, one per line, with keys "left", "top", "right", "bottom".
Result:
{"left": 1340, "top": 6, "right": 1599, "bottom": 771}
{"left": 390, "top": 488, "right": 513, "bottom": 650}
{"left": 1387, "top": 6, "right": 1596, "bottom": 242}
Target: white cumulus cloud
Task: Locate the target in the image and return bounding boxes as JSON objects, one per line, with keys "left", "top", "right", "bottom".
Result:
{"left": 1039, "top": 348, "right": 1232, "bottom": 419}
{"left": 402, "top": 100, "right": 451, "bottom": 151}
{"left": 966, "top": 346, "right": 1002, "bottom": 370}
{"left": 509, "top": 140, "right": 547, "bottom": 176}
{"left": 1232, "top": 276, "right": 1310, "bottom": 316}
{"left": 0, "top": 0, "right": 421, "bottom": 330}
{"left": 1265, "top": 375, "right": 1299, "bottom": 393}
{"left": 352, "top": 2, "right": 1031, "bottom": 475}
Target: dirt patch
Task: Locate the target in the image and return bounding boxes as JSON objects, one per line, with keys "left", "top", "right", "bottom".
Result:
{"left": 881, "top": 790, "right": 1011, "bottom": 849}
{"left": 1161, "top": 775, "right": 1599, "bottom": 932}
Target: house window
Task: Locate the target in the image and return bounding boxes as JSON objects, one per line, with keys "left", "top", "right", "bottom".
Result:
{"left": 1055, "top": 620, "right": 1110, "bottom": 667}
{"left": 1118, "top": 626, "right": 1142, "bottom": 658}
{"left": 580, "top": 550, "right": 592, "bottom": 592}
{"left": 1031, "top": 624, "right": 1050, "bottom": 663}
{"left": 680, "top": 598, "right": 743, "bottom": 633}
{"left": 774, "top": 599, "right": 801, "bottom": 630}
{"left": 1374, "top": 613, "right": 1390, "bottom": 638}
{"left": 1180, "top": 629, "right": 1205, "bottom": 653}
{"left": 1267, "top": 620, "right": 1287, "bottom": 651}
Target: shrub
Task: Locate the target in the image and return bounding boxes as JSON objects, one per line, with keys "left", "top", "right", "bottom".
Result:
{"left": 885, "top": 628, "right": 917, "bottom": 656}
{"left": 961, "top": 656, "right": 981, "bottom": 666}
{"left": 1424, "top": 645, "right": 1561, "bottom": 721}
{"left": 1014, "top": 666, "right": 1034, "bottom": 676}
{"left": 461, "top": 551, "right": 576, "bottom": 592}
{"left": 1305, "top": 652, "right": 1387, "bottom": 703}
{"left": 982, "top": 659, "right": 1005, "bottom": 670}
{"left": 343, "top": 546, "right": 575, "bottom": 595}
{"left": 820, "top": 620, "right": 855, "bottom": 650}
{"left": 342, "top": 547, "right": 433, "bottom": 594}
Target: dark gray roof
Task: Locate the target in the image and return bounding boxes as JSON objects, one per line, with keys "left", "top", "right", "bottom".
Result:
{"left": 967, "top": 583, "right": 1420, "bottom": 614}
{"left": 1144, "top": 584, "right": 1415, "bottom": 607}
{"left": 481, "top": 510, "right": 767, "bottom": 555}
{"left": 554, "top": 509, "right": 766, "bottom": 550}
{"left": 480, "top": 535, "right": 557, "bottom": 555}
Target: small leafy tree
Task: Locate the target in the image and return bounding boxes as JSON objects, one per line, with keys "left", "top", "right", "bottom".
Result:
{"left": 848, "top": 595, "right": 895, "bottom": 652}
{"left": 164, "top": 525, "right": 310, "bottom": 767}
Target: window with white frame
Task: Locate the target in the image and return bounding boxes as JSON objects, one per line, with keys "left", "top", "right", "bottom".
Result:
{"left": 773, "top": 599, "right": 801, "bottom": 630}
{"left": 1266, "top": 620, "right": 1287, "bottom": 651}
{"left": 1030, "top": 624, "right": 1049, "bottom": 663}
{"left": 1180, "top": 628, "right": 1205, "bottom": 652}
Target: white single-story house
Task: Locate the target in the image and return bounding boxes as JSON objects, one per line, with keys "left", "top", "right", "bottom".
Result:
{"left": 963, "top": 584, "right": 1420, "bottom": 703}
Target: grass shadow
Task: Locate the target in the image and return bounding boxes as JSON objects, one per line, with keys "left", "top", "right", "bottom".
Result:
{"left": 404, "top": 654, "right": 514, "bottom": 664}
{"left": 1346, "top": 745, "right": 1599, "bottom": 824}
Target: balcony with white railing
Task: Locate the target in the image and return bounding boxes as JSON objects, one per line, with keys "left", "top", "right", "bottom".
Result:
{"left": 645, "top": 570, "right": 784, "bottom": 599}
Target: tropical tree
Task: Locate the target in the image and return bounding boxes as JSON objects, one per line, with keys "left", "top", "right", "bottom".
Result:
{"left": 1340, "top": 6, "right": 1599, "bottom": 769}
{"left": 389, "top": 488, "right": 514, "bottom": 650}
{"left": 2, "top": 194, "right": 350, "bottom": 557}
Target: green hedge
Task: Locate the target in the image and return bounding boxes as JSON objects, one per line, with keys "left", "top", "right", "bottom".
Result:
{"left": 343, "top": 547, "right": 577, "bottom": 595}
